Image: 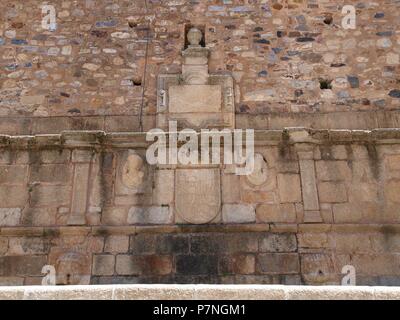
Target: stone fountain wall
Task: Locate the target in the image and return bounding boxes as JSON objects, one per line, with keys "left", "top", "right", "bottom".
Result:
{"left": 1, "top": 0, "right": 400, "bottom": 287}
{"left": 0, "top": 129, "right": 400, "bottom": 285}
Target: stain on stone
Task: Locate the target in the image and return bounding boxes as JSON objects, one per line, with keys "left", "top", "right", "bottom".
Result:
{"left": 389, "top": 90, "right": 400, "bottom": 98}
{"left": 99, "top": 152, "right": 115, "bottom": 207}
{"left": 366, "top": 143, "right": 380, "bottom": 180}
{"left": 330, "top": 63, "right": 346, "bottom": 68}
{"left": 319, "top": 145, "right": 334, "bottom": 160}
{"left": 176, "top": 255, "right": 218, "bottom": 275}
{"left": 68, "top": 108, "right": 81, "bottom": 114}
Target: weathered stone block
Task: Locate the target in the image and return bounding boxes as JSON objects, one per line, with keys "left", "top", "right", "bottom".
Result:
{"left": 8, "top": 237, "right": 49, "bottom": 255}
{"left": 0, "top": 238, "right": 8, "bottom": 255}
{"left": 101, "top": 208, "right": 128, "bottom": 226}
{"left": 385, "top": 180, "right": 400, "bottom": 203}
{"left": 0, "top": 208, "right": 21, "bottom": 227}
{"left": 231, "top": 254, "right": 255, "bottom": 275}
{"left": 316, "top": 161, "right": 351, "bottom": 181}
{"left": 127, "top": 206, "right": 172, "bottom": 225}
{"left": 277, "top": 174, "right": 302, "bottom": 203}
{"left": 256, "top": 204, "right": 296, "bottom": 223}
{"left": 176, "top": 255, "right": 218, "bottom": 275}
{"left": 222, "top": 174, "right": 240, "bottom": 204}
{"left": 387, "top": 155, "right": 400, "bottom": 171}
{"left": 337, "top": 254, "right": 400, "bottom": 276}
{"left": 0, "top": 186, "right": 28, "bottom": 207}
{"left": 241, "top": 190, "right": 276, "bottom": 203}
{"left": 0, "top": 256, "right": 47, "bottom": 277}
{"left": 21, "top": 208, "right": 56, "bottom": 226}
{"left": 104, "top": 236, "right": 129, "bottom": 253}
{"left": 298, "top": 233, "right": 329, "bottom": 248}
{"left": 320, "top": 203, "right": 334, "bottom": 223}
{"left": 318, "top": 182, "right": 347, "bottom": 203}
{"left": 303, "top": 210, "right": 323, "bottom": 223}
{"left": 130, "top": 234, "right": 157, "bottom": 255}
{"left": 93, "top": 255, "right": 115, "bottom": 276}
{"left": 259, "top": 234, "right": 297, "bottom": 252}
{"left": 332, "top": 233, "right": 376, "bottom": 253}
{"left": 0, "top": 277, "right": 24, "bottom": 286}
{"left": 222, "top": 204, "right": 255, "bottom": 223}
{"left": 333, "top": 203, "right": 362, "bottom": 223}
{"left": 331, "top": 145, "right": 348, "bottom": 160}
{"left": 349, "top": 182, "right": 379, "bottom": 202}
{"left": 39, "top": 150, "right": 71, "bottom": 164}
{"left": 156, "top": 234, "right": 190, "bottom": 255}
{"left": 0, "top": 166, "right": 27, "bottom": 185}
{"left": 72, "top": 150, "right": 94, "bottom": 163}
{"left": 152, "top": 170, "right": 174, "bottom": 205}
{"left": 116, "top": 255, "right": 172, "bottom": 276}
{"left": 29, "top": 164, "right": 72, "bottom": 184}
{"left": 30, "top": 186, "right": 71, "bottom": 207}
{"left": 190, "top": 234, "right": 258, "bottom": 255}
{"left": 256, "top": 253, "right": 300, "bottom": 274}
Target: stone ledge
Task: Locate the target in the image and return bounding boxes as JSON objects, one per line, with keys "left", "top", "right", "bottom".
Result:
{"left": 3, "top": 224, "right": 400, "bottom": 236}
{"left": 1, "top": 128, "right": 400, "bottom": 149}
{"left": 0, "top": 285, "right": 399, "bottom": 300}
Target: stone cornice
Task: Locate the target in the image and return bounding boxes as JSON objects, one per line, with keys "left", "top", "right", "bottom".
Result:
{"left": 0, "top": 128, "right": 399, "bottom": 149}
{"left": 2, "top": 224, "right": 400, "bottom": 237}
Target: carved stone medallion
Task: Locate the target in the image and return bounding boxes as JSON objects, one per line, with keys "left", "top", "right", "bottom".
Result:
{"left": 246, "top": 153, "right": 268, "bottom": 186}
{"left": 121, "top": 153, "right": 145, "bottom": 189}
{"left": 175, "top": 169, "right": 221, "bottom": 224}
{"left": 115, "top": 151, "right": 149, "bottom": 197}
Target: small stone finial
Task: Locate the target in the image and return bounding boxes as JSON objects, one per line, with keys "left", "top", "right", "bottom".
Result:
{"left": 187, "top": 27, "right": 203, "bottom": 46}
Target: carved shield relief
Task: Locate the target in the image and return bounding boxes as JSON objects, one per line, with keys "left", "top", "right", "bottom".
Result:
{"left": 175, "top": 169, "right": 221, "bottom": 224}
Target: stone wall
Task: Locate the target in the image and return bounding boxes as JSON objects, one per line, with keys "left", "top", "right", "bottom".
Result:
{"left": 0, "top": 0, "right": 400, "bottom": 134}
{"left": 1, "top": 128, "right": 400, "bottom": 285}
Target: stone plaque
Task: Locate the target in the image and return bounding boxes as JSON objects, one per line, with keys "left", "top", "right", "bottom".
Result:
{"left": 156, "top": 28, "right": 234, "bottom": 130}
{"left": 175, "top": 169, "right": 221, "bottom": 224}
{"left": 169, "top": 85, "right": 222, "bottom": 113}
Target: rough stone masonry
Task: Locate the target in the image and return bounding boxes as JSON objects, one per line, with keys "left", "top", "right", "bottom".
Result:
{"left": 0, "top": 0, "right": 399, "bottom": 286}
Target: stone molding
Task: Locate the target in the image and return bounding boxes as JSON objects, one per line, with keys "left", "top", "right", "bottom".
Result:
{"left": 2, "top": 224, "right": 400, "bottom": 237}
{"left": 1, "top": 128, "right": 400, "bottom": 150}
{"left": 0, "top": 285, "right": 400, "bottom": 300}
